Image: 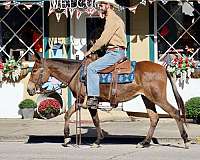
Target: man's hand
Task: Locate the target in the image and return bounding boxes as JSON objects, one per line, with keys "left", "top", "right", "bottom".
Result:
{"left": 84, "top": 51, "right": 91, "bottom": 57}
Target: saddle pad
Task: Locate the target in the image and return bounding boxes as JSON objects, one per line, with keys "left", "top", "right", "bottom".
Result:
{"left": 80, "top": 61, "right": 136, "bottom": 84}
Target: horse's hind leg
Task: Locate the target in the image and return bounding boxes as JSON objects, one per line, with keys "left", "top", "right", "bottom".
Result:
{"left": 62, "top": 102, "right": 77, "bottom": 147}
{"left": 88, "top": 108, "right": 104, "bottom": 147}
{"left": 137, "top": 95, "right": 159, "bottom": 148}
{"left": 157, "top": 100, "right": 189, "bottom": 148}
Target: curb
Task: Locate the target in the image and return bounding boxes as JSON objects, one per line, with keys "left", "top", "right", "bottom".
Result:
{"left": 0, "top": 136, "right": 28, "bottom": 142}
{"left": 196, "top": 137, "right": 200, "bottom": 144}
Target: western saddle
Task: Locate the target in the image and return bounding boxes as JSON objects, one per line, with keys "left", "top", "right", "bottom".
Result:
{"left": 98, "top": 57, "right": 131, "bottom": 107}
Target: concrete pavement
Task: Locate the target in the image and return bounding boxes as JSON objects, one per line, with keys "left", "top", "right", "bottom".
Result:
{"left": 1, "top": 142, "right": 200, "bottom": 160}
{"left": 0, "top": 108, "right": 200, "bottom": 145}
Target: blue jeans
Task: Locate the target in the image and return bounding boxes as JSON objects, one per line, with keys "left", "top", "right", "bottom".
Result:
{"left": 87, "top": 48, "right": 126, "bottom": 97}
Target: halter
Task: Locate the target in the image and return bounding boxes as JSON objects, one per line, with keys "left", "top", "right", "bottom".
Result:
{"left": 30, "top": 59, "right": 46, "bottom": 91}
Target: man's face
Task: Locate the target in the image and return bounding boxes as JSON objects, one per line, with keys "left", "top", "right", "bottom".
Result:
{"left": 98, "top": 3, "right": 110, "bottom": 18}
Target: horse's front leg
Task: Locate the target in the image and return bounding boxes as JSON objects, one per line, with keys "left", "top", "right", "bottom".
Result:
{"left": 88, "top": 108, "right": 104, "bottom": 147}
{"left": 62, "top": 102, "right": 77, "bottom": 147}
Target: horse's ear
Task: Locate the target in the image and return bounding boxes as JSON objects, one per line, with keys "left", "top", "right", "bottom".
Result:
{"left": 32, "top": 52, "right": 41, "bottom": 62}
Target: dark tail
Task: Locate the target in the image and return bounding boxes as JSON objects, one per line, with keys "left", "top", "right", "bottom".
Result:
{"left": 166, "top": 71, "right": 186, "bottom": 123}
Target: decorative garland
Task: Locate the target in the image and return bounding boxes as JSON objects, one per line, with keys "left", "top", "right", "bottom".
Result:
{"left": 0, "top": 59, "right": 22, "bottom": 83}
{"left": 167, "top": 54, "right": 196, "bottom": 87}
{"left": 1, "top": 0, "right": 179, "bottom": 21}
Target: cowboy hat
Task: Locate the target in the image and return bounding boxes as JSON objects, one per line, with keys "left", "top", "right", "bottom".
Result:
{"left": 95, "top": 0, "right": 119, "bottom": 8}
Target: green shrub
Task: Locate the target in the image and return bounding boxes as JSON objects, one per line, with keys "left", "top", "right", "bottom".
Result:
{"left": 185, "top": 97, "right": 200, "bottom": 119}
{"left": 18, "top": 99, "right": 37, "bottom": 109}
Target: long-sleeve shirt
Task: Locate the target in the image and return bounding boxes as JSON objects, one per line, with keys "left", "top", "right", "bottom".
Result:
{"left": 89, "top": 9, "right": 127, "bottom": 53}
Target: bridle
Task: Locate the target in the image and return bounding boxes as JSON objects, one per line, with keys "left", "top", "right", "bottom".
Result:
{"left": 30, "top": 59, "right": 46, "bottom": 92}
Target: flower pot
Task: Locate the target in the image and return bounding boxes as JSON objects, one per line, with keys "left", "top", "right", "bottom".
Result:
{"left": 193, "top": 117, "right": 200, "bottom": 124}
{"left": 37, "top": 107, "right": 60, "bottom": 119}
{"left": 20, "top": 108, "right": 35, "bottom": 119}
{"left": 37, "top": 98, "right": 61, "bottom": 119}
{"left": 41, "top": 111, "right": 60, "bottom": 119}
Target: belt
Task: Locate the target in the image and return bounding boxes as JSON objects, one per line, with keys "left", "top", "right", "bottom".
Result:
{"left": 107, "top": 46, "right": 126, "bottom": 51}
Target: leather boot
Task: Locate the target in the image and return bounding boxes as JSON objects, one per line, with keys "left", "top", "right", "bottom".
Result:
{"left": 87, "top": 96, "right": 98, "bottom": 109}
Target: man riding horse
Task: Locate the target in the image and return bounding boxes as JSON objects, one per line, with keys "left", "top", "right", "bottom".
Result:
{"left": 27, "top": 0, "right": 190, "bottom": 148}
{"left": 84, "top": 0, "right": 127, "bottom": 108}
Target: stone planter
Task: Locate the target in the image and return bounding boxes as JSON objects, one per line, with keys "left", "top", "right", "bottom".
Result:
{"left": 20, "top": 108, "right": 35, "bottom": 119}
{"left": 36, "top": 93, "right": 63, "bottom": 119}
{"left": 37, "top": 109, "right": 60, "bottom": 119}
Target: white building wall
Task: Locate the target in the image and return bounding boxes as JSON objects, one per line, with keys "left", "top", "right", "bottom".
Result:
{"left": 123, "top": 79, "right": 200, "bottom": 114}
{"left": 0, "top": 83, "right": 23, "bottom": 118}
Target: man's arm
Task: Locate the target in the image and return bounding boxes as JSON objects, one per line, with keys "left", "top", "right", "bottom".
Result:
{"left": 88, "top": 18, "right": 119, "bottom": 54}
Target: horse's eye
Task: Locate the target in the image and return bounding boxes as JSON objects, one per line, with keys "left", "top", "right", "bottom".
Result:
{"left": 32, "top": 69, "right": 37, "bottom": 73}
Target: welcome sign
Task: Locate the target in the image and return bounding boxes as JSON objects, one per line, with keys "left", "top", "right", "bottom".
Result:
{"left": 49, "top": 0, "right": 95, "bottom": 9}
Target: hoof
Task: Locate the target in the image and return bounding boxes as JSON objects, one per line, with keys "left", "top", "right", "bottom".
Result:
{"left": 62, "top": 138, "right": 71, "bottom": 147}
{"left": 136, "top": 143, "right": 145, "bottom": 148}
{"left": 136, "top": 141, "right": 150, "bottom": 148}
{"left": 64, "top": 138, "right": 71, "bottom": 144}
{"left": 62, "top": 143, "right": 69, "bottom": 147}
{"left": 184, "top": 139, "right": 190, "bottom": 149}
{"left": 184, "top": 142, "right": 189, "bottom": 149}
{"left": 90, "top": 143, "right": 101, "bottom": 148}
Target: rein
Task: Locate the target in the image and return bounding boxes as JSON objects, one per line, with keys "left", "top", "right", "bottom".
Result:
{"left": 65, "top": 58, "right": 86, "bottom": 86}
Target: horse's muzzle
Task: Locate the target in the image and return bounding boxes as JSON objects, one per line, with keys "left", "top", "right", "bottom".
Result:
{"left": 27, "top": 81, "right": 37, "bottom": 96}
{"left": 27, "top": 88, "right": 36, "bottom": 96}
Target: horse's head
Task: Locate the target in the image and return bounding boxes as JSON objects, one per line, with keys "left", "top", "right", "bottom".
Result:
{"left": 27, "top": 53, "right": 50, "bottom": 96}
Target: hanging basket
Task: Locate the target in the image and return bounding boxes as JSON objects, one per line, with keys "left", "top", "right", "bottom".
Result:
{"left": 0, "top": 59, "right": 29, "bottom": 84}
{"left": 37, "top": 98, "right": 62, "bottom": 119}
{"left": 166, "top": 55, "right": 196, "bottom": 88}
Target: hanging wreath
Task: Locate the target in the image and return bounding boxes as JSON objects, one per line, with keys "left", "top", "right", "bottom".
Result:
{"left": 0, "top": 59, "right": 22, "bottom": 83}
{"left": 167, "top": 54, "right": 196, "bottom": 86}
{"left": 0, "top": 61, "right": 3, "bottom": 82}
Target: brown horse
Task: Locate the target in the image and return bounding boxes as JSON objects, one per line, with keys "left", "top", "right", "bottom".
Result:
{"left": 27, "top": 53, "right": 189, "bottom": 148}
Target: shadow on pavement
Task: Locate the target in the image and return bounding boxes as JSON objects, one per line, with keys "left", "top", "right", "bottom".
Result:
{"left": 27, "top": 127, "right": 159, "bottom": 145}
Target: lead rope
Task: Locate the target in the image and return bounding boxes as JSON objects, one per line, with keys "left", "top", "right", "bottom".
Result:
{"left": 75, "top": 56, "right": 82, "bottom": 146}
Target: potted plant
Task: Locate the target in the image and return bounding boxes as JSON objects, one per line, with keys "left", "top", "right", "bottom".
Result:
{"left": 18, "top": 99, "right": 37, "bottom": 119}
{"left": 37, "top": 98, "right": 61, "bottom": 119}
{"left": 185, "top": 97, "right": 200, "bottom": 124}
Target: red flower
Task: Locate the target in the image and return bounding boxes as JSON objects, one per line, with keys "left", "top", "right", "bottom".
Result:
{"left": 38, "top": 98, "right": 61, "bottom": 113}
{"left": 167, "top": 54, "right": 195, "bottom": 80}
{"left": 185, "top": 57, "right": 189, "bottom": 63}
{"left": 0, "top": 62, "right": 3, "bottom": 70}
{"left": 160, "top": 25, "right": 169, "bottom": 37}
{"left": 179, "top": 57, "right": 183, "bottom": 63}
{"left": 178, "top": 64, "right": 182, "bottom": 68}
{"left": 174, "top": 58, "right": 178, "bottom": 63}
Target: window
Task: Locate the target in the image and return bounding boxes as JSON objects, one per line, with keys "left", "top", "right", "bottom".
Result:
{"left": 157, "top": 1, "right": 200, "bottom": 62}
{"left": 0, "top": 2, "right": 43, "bottom": 63}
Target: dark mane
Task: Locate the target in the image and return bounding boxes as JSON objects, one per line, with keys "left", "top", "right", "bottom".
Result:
{"left": 47, "top": 58, "right": 82, "bottom": 64}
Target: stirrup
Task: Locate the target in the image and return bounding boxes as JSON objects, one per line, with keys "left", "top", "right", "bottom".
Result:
{"left": 87, "top": 97, "right": 99, "bottom": 109}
